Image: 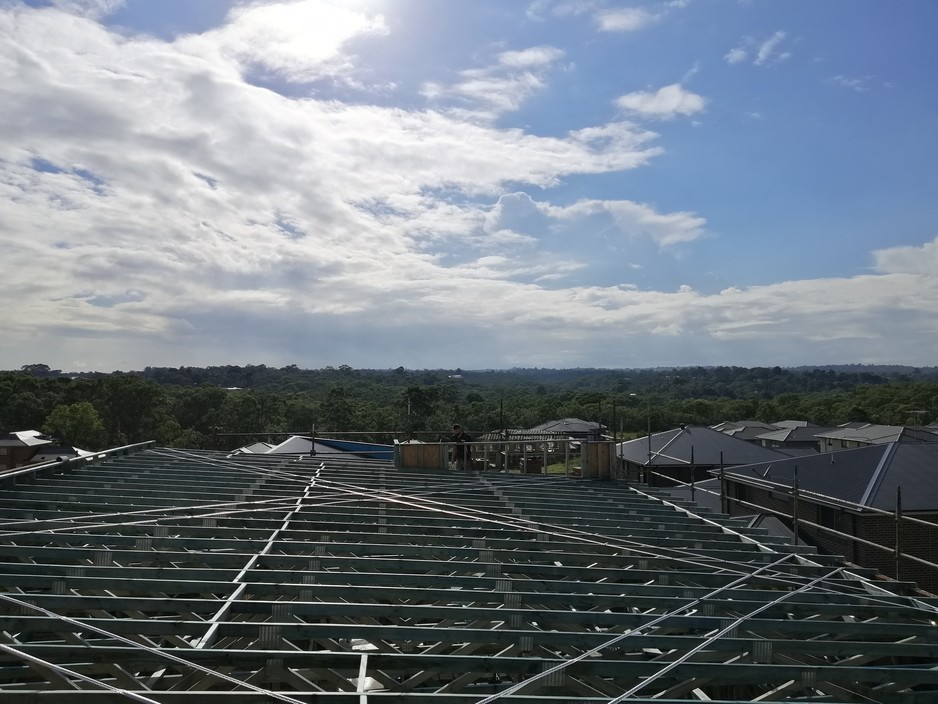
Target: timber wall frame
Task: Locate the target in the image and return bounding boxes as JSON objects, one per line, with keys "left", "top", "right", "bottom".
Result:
{"left": 0, "top": 446, "right": 937, "bottom": 702}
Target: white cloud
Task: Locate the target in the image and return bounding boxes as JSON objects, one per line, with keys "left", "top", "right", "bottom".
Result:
{"left": 829, "top": 74, "right": 876, "bottom": 92}
{"left": 596, "top": 7, "right": 658, "bottom": 32}
{"left": 484, "top": 191, "right": 705, "bottom": 253}
{"left": 422, "top": 45, "right": 565, "bottom": 119}
{"left": 615, "top": 83, "right": 706, "bottom": 119}
{"left": 209, "top": 0, "right": 388, "bottom": 83}
{"left": 755, "top": 31, "right": 790, "bottom": 65}
{"left": 724, "top": 47, "right": 747, "bottom": 65}
{"left": 725, "top": 31, "right": 791, "bottom": 67}
{"left": 0, "top": 4, "right": 675, "bottom": 369}
{"left": 439, "top": 69, "right": 547, "bottom": 115}
{"left": 0, "top": 4, "right": 933, "bottom": 372}
{"left": 527, "top": 0, "right": 598, "bottom": 21}
{"left": 546, "top": 198, "right": 707, "bottom": 247}
{"left": 49, "top": 0, "right": 124, "bottom": 20}
{"left": 872, "top": 236, "right": 938, "bottom": 276}
{"left": 498, "top": 45, "right": 565, "bottom": 69}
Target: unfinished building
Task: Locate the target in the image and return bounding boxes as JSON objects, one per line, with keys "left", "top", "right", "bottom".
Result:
{"left": 1, "top": 444, "right": 937, "bottom": 702}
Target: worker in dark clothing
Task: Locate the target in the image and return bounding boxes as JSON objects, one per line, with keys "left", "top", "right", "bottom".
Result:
{"left": 450, "top": 424, "right": 473, "bottom": 471}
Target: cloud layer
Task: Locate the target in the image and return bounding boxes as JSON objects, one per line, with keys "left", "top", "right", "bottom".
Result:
{"left": 0, "top": 1, "right": 936, "bottom": 371}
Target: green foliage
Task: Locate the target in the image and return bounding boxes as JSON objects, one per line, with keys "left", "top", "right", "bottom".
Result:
{"left": 1, "top": 365, "right": 936, "bottom": 450}
{"left": 43, "top": 402, "right": 105, "bottom": 449}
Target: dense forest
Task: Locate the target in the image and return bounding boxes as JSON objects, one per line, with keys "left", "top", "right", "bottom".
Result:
{"left": 3, "top": 363, "right": 937, "bottom": 451}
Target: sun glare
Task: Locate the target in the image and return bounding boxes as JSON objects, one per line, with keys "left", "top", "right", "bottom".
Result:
{"left": 225, "top": 0, "right": 388, "bottom": 75}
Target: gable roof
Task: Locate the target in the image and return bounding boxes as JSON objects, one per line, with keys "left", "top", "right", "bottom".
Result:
{"left": 816, "top": 423, "right": 938, "bottom": 445}
{"left": 773, "top": 419, "right": 816, "bottom": 428}
{"left": 527, "top": 417, "right": 603, "bottom": 435}
{"left": 757, "top": 426, "right": 836, "bottom": 443}
{"left": 720, "top": 442, "right": 938, "bottom": 512}
{"left": 233, "top": 435, "right": 393, "bottom": 461}
{"left": 711, "top": 420, "right": 782, "bottom": 441}
{"left": 0, "top": 430, "right": 53, "bottom": 448}
{"left": 617, "top": 425, "right": 791, "bottom": 467}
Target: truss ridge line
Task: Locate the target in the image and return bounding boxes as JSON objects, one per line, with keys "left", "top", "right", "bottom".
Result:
{"left": 195, "top": 462, "right": 325, "bottom": 651}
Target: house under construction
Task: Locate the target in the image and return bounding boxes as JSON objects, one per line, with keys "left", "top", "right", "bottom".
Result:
{"left": 1, "top": 443, "right": 937, "bottom": 702}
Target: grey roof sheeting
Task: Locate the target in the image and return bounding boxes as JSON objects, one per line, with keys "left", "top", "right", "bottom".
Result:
{"left": 711, "top": 420, "right": 780, "bottom": 441}
{"left": 816, "top": 423, "right": 938, "bottom": 445}
{"left": 0, "top": 430, "right": 53, "bottom": 447}
{"left": 618, "top": 425, "right": 790, "bottom": 467}
{"left": 2, "top": 446, "right": 938, "bottom": 702}
{"left": 773, "top": 419, "right": 815, "bottom": 428}
{"left": 527, "top": 417, "right": 603, "bottom": 434}
{"left": 720, "top": 441, "right": 938, "bottom": 511}
{"left": 756, "top": 426, "right": 836, "bottom": 443}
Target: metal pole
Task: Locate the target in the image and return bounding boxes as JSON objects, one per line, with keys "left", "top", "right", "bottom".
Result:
{"left": 646, "top": 400, "right": 652, "bottom": 465}
{"left": 719, "top": 455, "right": 726, "bottom": 515}
{"left": 690, "top": 445, "right": 695, "bottom": 501}
{"left": 895, "top": 485, "right": 903, "bottom": 582}
{"left": 792, "top": 465, "right": 799, "bottom": 545}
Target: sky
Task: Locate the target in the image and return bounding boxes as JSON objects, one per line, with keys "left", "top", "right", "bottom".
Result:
{"left": 1, "top": 0, "right": 937, "bottom": 372}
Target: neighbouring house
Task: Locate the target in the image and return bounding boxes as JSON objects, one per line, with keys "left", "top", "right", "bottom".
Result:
{"left": 617, "top": 425, "right": 796, "bottom": 486}
{"left": 754, "top": 424, "right": 836, "bottom": 453}
{"left": 527, "top": 417, "right": 605, "bottom": 441}
{"left": 711, "top": 420, "right": 781, "bottom": 442}
{"left": 476, "top": 418, "right": 606, "bottom": 473}
{"left": 0, "top": 430, "right": 54, "bottom": 471}
{"left": 231, "top": 435, "right": 393, "bottom": 461}
{"left": 774, "top": 419, "right": 813, "bottom": 428}
{"left": 717, "top": 441, "right": 938, "bottom": 594}
{"left": 814, "top": 423, "right": 938, "bottom": 452}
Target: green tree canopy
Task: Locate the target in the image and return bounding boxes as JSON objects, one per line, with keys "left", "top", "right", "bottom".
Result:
{"left": 43, "top": 402, "right": 105, "bottom": 449}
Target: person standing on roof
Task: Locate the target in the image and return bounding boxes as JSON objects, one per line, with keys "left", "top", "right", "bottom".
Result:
{"left": 450, "top": 424, "right": 473, "bottom": 471}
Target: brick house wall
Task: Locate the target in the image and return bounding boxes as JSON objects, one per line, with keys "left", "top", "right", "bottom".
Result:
{"left": 724, "top": 479, "right": 938, "bottom": 595}
{"left": 0, "top": 446, "right": 40, "bottom": 472}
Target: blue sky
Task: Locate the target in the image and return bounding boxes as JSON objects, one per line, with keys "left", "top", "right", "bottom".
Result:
{"left": 1, "top": 0, "right": 937, "bottom": 372}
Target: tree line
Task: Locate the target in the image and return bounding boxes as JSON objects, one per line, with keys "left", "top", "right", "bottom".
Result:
{"left": 3, "top": 363, "right": 937, "bottom": 451}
